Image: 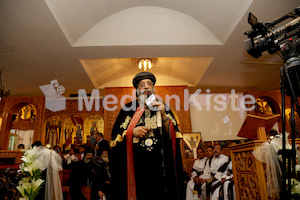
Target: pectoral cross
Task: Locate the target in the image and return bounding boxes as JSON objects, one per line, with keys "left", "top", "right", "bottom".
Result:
{"left": 145, "top": 117, "right": 157, "bottom": 129}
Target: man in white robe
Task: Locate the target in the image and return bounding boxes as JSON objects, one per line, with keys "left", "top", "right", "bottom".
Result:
{"left": 222, "top": 161, "right": 236, "bottom": 200}
{"left": 186, "top": 148, "right": 207, "bottom": 200}
{"left": 202, "top": 146, "right": 214, "bottom": 200}
{"left": 207, "top": 144, "right": 229, "bottom": 200}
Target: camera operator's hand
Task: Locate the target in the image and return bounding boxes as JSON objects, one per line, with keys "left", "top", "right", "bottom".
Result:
{"left": 133, "top": 126, "right": 149, "bottom": 138}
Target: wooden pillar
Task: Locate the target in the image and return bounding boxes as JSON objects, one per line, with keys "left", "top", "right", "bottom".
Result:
{"left": 256, "top": 127, "right": 267, "bottom": 140}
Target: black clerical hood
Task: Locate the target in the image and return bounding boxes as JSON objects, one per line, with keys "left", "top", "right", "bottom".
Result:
{"left": 132, "top": 72, "right": 156, "bottom": 88}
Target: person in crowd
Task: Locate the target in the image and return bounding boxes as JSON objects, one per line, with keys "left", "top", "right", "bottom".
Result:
{"left": 205, "top": 144, "right": 230, "bottom": 200}
{"left": 63, "top": 148, "right": 78, "bottom": 166}
{"left": 110, "top": 72, "right": 185, "bottom": 200}
{"left": 53, "top": 145, "right": 62, "bottom": 156}
{"left": 186, "top": 148, "right": 208, "bottom": 200}
{"left": 202, "top": 146, "right": 214, "bottom": 200}
{"left": 69, "top": 149, "right": 95, "bottom": 200}
{"left": 78, "top": 145, "right": 86, "bottom": 160}
{"left": 17, "top": 143, "right": 25, "bottom": 150}
{"left": 31, "top": 140, "right": 42, "bottom": 148}
{"left": 92, "top": 150, "right": 111, "bottom": 200}
{"left": 94, "top": 132, "right": 110, "bottom": 157}
{"left": 219, "top": 158, "right": 236, "bottom": 200}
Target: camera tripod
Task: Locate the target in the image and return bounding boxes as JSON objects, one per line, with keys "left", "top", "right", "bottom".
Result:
{"left": 279, "top": 57, "right": 300, "bottom": 199}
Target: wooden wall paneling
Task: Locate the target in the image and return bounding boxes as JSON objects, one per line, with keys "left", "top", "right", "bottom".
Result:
{"left": 0, "top": 100, "right": 5, "bottom": 115}
{"left": 44, "top": 99, "right": 104, "bottom": 120}
{"left": 32, "top": 96, "right": 46, "bottom": 142}
{"left": 155, "top": 86, "right": 192, "bottom": 133}
{"left": 104, "top": 87, "right": 133, "bottom": 141}
{"left": 10, "top": 121, "right": 35, "bottom": 130}
{"left": 0, "top": 150, "right": 23, "bottom": 164}
{"left": 0, "top": 96, "right": 45, "bottom": 150}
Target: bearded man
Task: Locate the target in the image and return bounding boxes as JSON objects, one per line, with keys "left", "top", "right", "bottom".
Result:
{"left": 69, "top": 150, "right": 94, "bottom": 200}
{"left": 206, "top": 144, "right": 230, "bottom": 200}
{"left": 92, "top": 150, "right": 111, "bottom": 200}
{"left": 110, "top": 72, "right": 184, "bottom": 200}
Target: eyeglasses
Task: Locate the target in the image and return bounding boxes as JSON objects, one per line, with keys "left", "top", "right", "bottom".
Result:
{"left": 138, "top": 81, "right": 153, "bottom": 88}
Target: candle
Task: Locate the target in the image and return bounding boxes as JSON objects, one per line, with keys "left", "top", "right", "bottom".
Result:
{"left": 193, "top": 148, "right": 197, "bottom": 159}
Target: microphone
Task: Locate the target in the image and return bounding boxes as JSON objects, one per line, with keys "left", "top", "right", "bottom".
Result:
{"left": 145, "top": 92, "right": 156, "bottom": 108}
{"left": 144, "top": 91, "right": 162, "bottom": 127}
{"left": 156, "top": 109, "right": 162, "bottom": 128}
{"left": 146, "top": 91, "right": 152, "bottom": 98}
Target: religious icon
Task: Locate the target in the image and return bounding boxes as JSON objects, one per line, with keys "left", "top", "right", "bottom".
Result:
{"left": 65, "top": 128, "right": 73, "bottom": 150}
{"left": 84, "top": 114, "right": 104, "bottom": 146}
{"left": 254, "top": 97, "right": 277, "bottom": 116}
{"left": 64, "top": 115, "right": 84, "bottom": 145}
{"left": 45, "top": 116, "right": 62, "bottom": 147}
{"left": 90, "top": 122, "right": 98, "bottom": 145}
{"left": 13, "top": 104, "right": 37, "bottom": 122}
{"left": 182, "top": 133, "right": 202, "bottom": 159}
{"left": 75, "top": 125, "right": 82, "bottom": 144}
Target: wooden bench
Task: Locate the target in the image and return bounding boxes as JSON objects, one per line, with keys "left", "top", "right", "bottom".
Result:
{"left": 60, "top": 168, "right": 72, "bottom": 200}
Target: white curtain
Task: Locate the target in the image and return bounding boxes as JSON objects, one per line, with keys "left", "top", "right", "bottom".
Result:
{"left": 31, "top": 146, "right": 63, "bottom": 200}
{"left": 16, "top": 130, "right": 34, "bottom": 150}
{"left": 252, "top": 137, "right": 290, "bottom": 199}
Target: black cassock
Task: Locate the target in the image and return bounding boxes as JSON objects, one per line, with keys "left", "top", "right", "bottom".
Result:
{"left": 110, "top": 100, "right": 185, "bottom": 200}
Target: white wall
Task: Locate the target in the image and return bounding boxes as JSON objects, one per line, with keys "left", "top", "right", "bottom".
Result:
{"left": 190, "top": 92, "right": 247, "bottom": 141}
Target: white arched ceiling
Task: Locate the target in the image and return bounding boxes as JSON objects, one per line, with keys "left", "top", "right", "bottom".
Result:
{"left": 41, "top": 0, "right": 254, "bottom": 89}
{"left": 44, "top": 0, "right": 253, "bottom": 46}
{"left": 73, "top": 6, "right": 222, "bottom": 46}
{"left": 80, "top": 57, "right": 214, "bottom": 89}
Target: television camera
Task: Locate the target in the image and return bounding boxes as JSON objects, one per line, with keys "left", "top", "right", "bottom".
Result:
{"left": 244, "top": 6, "right": 300, "bottom": 60}
{"left": 245, "top": 6, "right": 300, "bottom": 98}
{"left": 244, "top": 6, "right": 300, "bottom": 199}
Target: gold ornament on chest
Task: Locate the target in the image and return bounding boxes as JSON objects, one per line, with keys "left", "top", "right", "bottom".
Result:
{"left": 140, "top": 137, "right": 158, "bottom": 152}
{"left": 145, "top": 117, "right": 157, "bottom": 129}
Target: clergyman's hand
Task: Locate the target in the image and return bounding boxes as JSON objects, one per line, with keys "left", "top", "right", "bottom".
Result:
{"left": 98, "top": 191, "right": 105, "bottom": 199}
{"left": 152, "top": 101, "right": 169, "bottom": 131}
{"left": 133, "top": 126, "right": 149, "bottom": 138}
{"left": 152, "top": 101, "right": 166, "bottom": 116}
